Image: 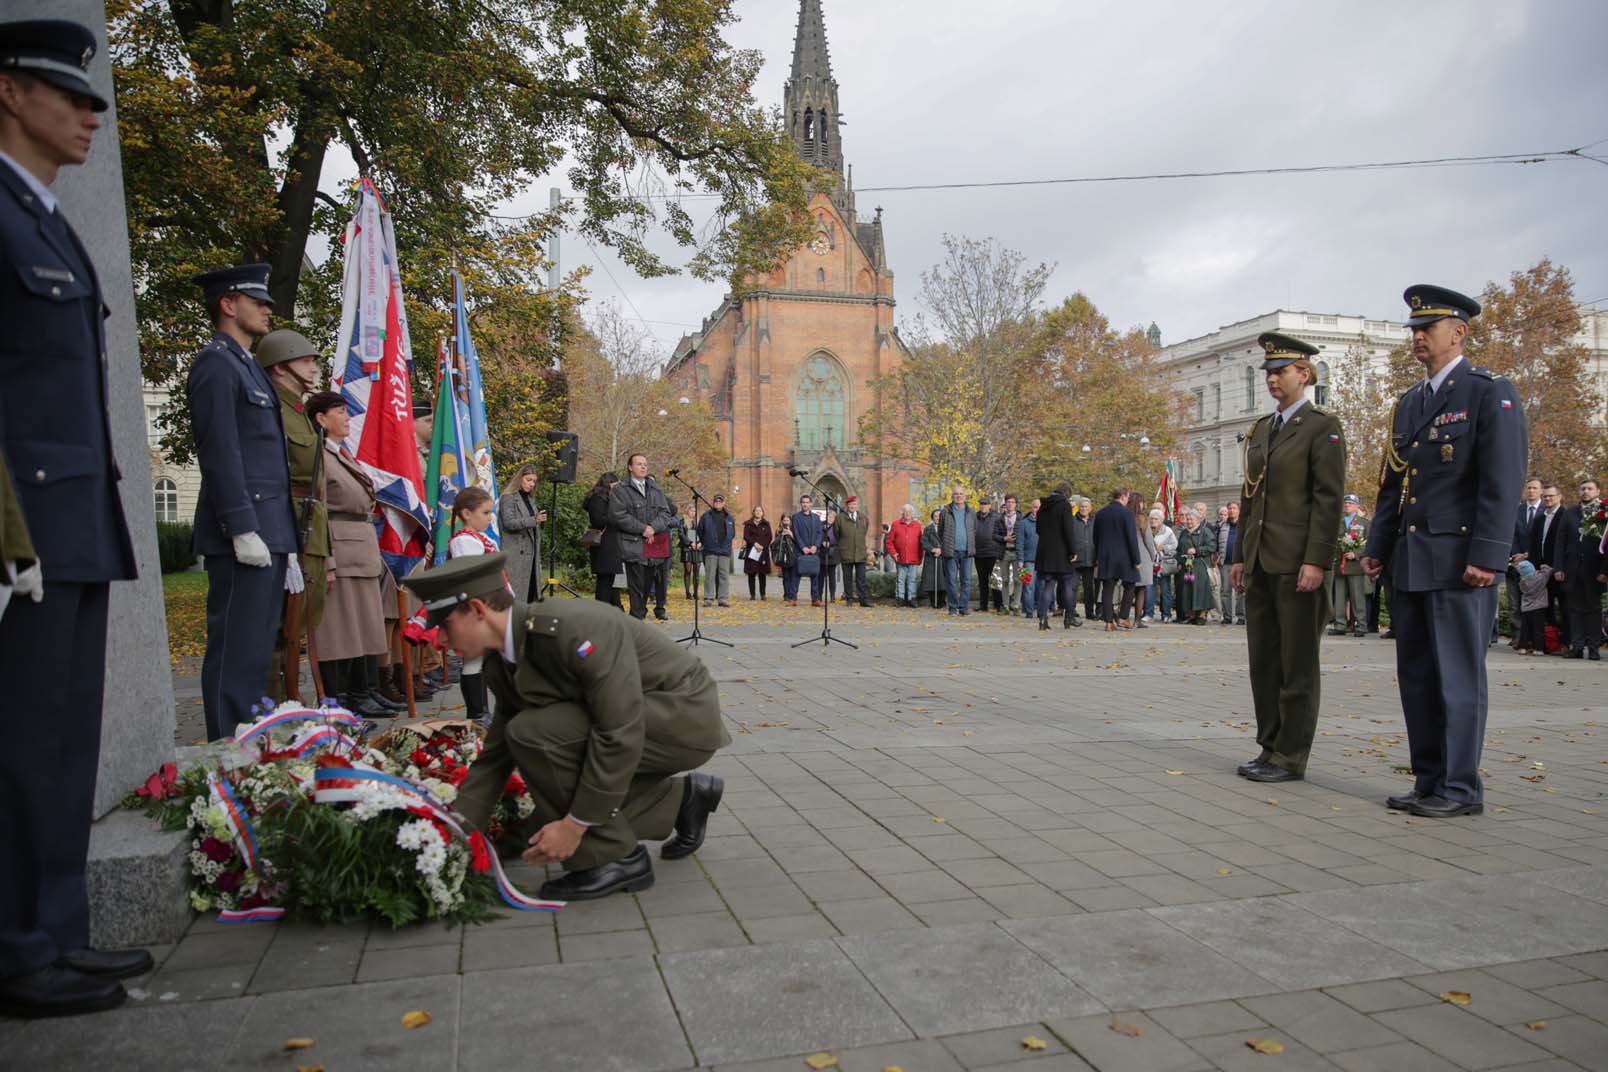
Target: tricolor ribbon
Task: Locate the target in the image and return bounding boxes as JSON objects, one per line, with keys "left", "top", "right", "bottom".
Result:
{"left": 235, "top": 705, "right": 364, "bottom": 748}
{"left": 217, "top": 906, "right": 286, "bottom": 924}
{"left": 207, "top": 772, "right": 259, "bottom": 871}
{"left": 314, "top": 765, "right": 564, "bottom": 912}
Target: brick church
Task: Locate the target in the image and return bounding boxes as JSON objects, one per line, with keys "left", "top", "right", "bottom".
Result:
{"left": 664, "top": 0, "right": 912, "bottom": 524}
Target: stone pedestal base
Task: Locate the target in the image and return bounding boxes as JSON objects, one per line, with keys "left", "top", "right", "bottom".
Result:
{"left": 86, "top": 809, "right": 192, "bottom": 949}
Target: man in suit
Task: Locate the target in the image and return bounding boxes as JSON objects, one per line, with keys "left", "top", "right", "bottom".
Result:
{"left": 1363, "top": 285, "right": 1527, "bottom": 818}
{"left": 790, "top": 493, "right": 824, "bottom": 607}
{"left": 1529, "top": 483, "right": 1568, "bottom": 650}
{"left": 1560, "top": 478, "right": 1603, "bottom": 659}
{"left": 0, "top": 18, "right": 150, "bottom": 1018}
{"left": 406, "top": 553, "right": 730, "bottom": 900}
{"left": 1329, "top": 495, "right": 1370, "bottom": 636}
{"left": 607, "top": 452, "right": 671, "bottom": 620}
{"left": 188, "top": 263, "right": 298, "bottom": 740}
{"left": 1231, "top": 333, "right": 1346, "bottom": 783}
{"left": 1217, "top": 502, "right": 1244, "bottom": 624}
{"left": 1506, "top": 477, "right": 1544, "bottom": 643}
{"left": 1092, "top": 488, "right": 1141, "bottom": 629}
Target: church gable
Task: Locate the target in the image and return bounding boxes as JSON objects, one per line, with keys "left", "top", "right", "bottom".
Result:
{"left": 768, "top": 192, "right": 882, "bottom": 296}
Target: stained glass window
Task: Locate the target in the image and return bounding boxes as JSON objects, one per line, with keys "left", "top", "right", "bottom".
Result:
{"left": 796, "top": 355, "right": 845, "bottom": 450}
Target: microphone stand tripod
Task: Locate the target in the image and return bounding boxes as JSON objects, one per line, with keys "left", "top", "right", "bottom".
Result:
{"left": 543, "top": 477, "right": 582, "bottom": 599}
{"left": 664, "top": 470, "right": 732, "bottom": 648}
{"left": 789, "top": 475, "right": 857, "bottom": 650}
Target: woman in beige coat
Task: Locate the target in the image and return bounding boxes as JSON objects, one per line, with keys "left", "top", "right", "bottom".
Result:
{"left": 306, "top": 393, "right": 392, "bottom": 719}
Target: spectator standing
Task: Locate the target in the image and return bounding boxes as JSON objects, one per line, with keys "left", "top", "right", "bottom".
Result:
{"left": 877, "top": 523, "right": 895, "bottom": 573}
{"left": 1516, "top": 560, "right": 1551, "bottom": 654}
{"left": 677, "top": 503, "right": 700, "bottom": 599}
{"left": 1000, "top": 495, "right": 1023, "bottom": 613}
{"left": 1217, "top": 502, "right": 1244, "bottom": 624}
{"left": 772, "top": 514, "right": 799, "bottom": 603}
{"left": 822, "top": 509, "right": 840, "bottom": 602}
{"left": 1071, "top": 497, "right": 1095, "bottom": 623}
{"left": 1176, "top": 510, "right": 1216, "bottom": 623}
{"left": 938, "top": 486, "right": 977, "bottom": 615}
{"left": 1507, "top": 477, "right": 1544, "bottom": 643}
{"left": 742, "top": 506, "right": 773, "bottom": 601}
{"left": 608, "top": 453, "right": 672, "bottom": 619}
{"left": 833, "top": 494, "right": 871, "bottom": 606}
{"left": 1150, "top": 508, "right": 1177, "bottom": 622}
{"left": 974, "top": 496, "right": 1005, "bottom": 612}
{"left": 644, "top": 501, "right": 673, "bottom": 620}
{"left": 1130, "top": 495, "right": 1156, "bottom": 627}
{"left": 583, "top": 472, "right": 622, "bottom": 609}
{"left": 918, "top": 508, "right": 945, "bottom": 608}
{"left": 1093, "top": 489, "right": 1142, "bottom": 630}
{"left": 1035, "top": 483, "right": 1079, "bottom": 630}
{"left": 791, "top": 494, "right": 825, "bottom": 606}
{"left": 1329, "top": 495, "right": 1369, "bottom": 636}
{"left": 497, "top": 464, "right": 547, "bottom": 604}
{"left": 1560, "top": 479, "right": 1602, "bottom": 659}
{"left": 888, "top": 504, "right": 923, "bottom": 607}
{"left": 696, "top": 493, "right": 735, "bottom": 607}
{"left": 1017, "top": 499, "right": 1041, "bottom": 619}
{"left": 1528, "top": 483, "right": 1568, "bottom": 649}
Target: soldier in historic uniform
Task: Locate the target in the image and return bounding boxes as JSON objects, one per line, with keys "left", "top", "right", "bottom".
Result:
{"left": 187, "top": 263, "right": 298, "bottom": 740}
{"left": 1230, "top": 333, "right": 1346, "bottom": 783}
{"left": 256, "top": 329, "right": 331, "bottom": 701}
{"left": 0, "top": 18, "right": 151, "bottom": 1018}
{"left": 403, "top": 553, "right": 730, "bottom": 901}
{"left": 1329, "top": 494, "right": 1371, "bottom": 636}
{"left": 1363, "top": 285, "right": 1527, "bottom": 817}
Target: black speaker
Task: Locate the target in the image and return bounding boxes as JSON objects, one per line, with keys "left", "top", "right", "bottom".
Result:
{"left": 546, "top": 430, "right": 579, "bottom": 484}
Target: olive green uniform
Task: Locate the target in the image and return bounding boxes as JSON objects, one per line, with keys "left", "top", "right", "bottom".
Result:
{"left": 267, "top": 383, "right": 329, "bottom": 698}
{"left": 1, "top": 449, "right": 35, "bottom": 571}
{"left": 458, "top": 598, "right": 730, "bottom": 872}
{"left": 1234, "top": 403, "right": 1346, "bottom": 773}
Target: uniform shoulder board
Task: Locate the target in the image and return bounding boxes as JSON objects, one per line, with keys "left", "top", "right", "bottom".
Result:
{"left": 1308, "top": 403, "right": 1330, "bottom": 416}
{"left": 1469, "top": 367, "right": 1498, "bottom": 380}
{"left": 524, "top": 613, "right": 562, "bottom": 637}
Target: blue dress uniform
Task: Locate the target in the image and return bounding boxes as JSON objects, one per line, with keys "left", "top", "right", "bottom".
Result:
{"left": 1364, "top": 286, "right": 1527, "bottom": 816}
{"left": 0, "top": 19, "right": 144, "bottom": 1009}
{"left": 187, "top": 264, "right": 297, "bottom": 740}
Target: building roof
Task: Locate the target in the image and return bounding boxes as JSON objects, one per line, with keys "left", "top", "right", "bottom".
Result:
{"left": 790, "top": 0, "right": 834, "bottom": 84}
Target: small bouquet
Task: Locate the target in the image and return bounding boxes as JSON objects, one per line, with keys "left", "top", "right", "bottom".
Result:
{"left": 1019, "top": 568, "right": 1033, "bottom": 586}
{"left": 1581, "top": 497, "right": 1608, "bottom": 543}
{"left": 1339, "top": 527, "right": 1366, "bottom": 557}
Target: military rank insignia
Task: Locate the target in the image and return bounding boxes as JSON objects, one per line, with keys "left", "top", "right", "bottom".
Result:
{"left": 1441, "top": 444, "right": 1455, "bottom": 462}
{"left": 576, "top": 640, "right": 595, "bottom": 659}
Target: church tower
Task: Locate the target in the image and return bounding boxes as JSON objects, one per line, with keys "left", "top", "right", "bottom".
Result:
{"left": 784, "top": 0, "right": 856, "bottom": 222}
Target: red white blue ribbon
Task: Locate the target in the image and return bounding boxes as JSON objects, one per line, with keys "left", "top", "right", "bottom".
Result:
{"left": 314, "top": 765, "right": 564, "bottom": 912}
{"left": 207, "top": 772, "right": 259, "bottom": 871}
{"left": 235, "top": 705, "right": 364, "bottom": 748}
{"left": 217, "top": 906, "right": 285, "bottom": 924}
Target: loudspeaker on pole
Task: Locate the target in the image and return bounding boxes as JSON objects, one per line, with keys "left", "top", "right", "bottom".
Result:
{"left": 546, "top": 430, "right": 579, "bottom": 484}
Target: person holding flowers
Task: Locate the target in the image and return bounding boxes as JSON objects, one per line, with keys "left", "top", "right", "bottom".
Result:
{"left": 1329, "top": 494, "right": 1371, "bottom": 637}
{"left": 1562, "top": 478, "right": 1606, "bottom": 659}
{"left": 1175, "top": 509, "right": 1215, "bottom": 624}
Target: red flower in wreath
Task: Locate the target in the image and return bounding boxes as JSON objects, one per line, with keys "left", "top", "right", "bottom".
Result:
{"left": 505, "top": 773, "right": 527, "bottom": 796}
{"left": 199, "top": 837, "right": 232, "bottom": 864}
{"left": 468, "top": 831, "right": 492, "bottom": 874}
{"left": 315, "top": 753, "right": 353, "bottom": 770}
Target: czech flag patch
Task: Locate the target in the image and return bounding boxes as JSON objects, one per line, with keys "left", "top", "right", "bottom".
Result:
{"left": 576, "top": 640, "right": 594, "bottom": 659}
{"left": 1500, "top": 399, "right": 1513, "bottom": 409}
{"left": 1328, "top": 434, "right": 1342, "bottom": 442}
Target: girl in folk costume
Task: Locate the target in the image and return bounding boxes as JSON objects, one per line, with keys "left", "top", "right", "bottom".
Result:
{"left": 447, "top": 486, "right": 502, "bottom": 725}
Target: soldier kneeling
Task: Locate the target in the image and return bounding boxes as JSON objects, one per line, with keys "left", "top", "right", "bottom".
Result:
{"left": 403, "top": 553, "right": 729, "bottom": 900}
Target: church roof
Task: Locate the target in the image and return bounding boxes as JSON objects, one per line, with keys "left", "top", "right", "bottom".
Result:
{"left": 790, "top": 0, "right": 834, "bottom": 84}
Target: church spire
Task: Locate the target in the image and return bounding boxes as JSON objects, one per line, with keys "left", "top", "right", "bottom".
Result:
{"left": 784, "top": 0, "right": 843, "bottom": 176}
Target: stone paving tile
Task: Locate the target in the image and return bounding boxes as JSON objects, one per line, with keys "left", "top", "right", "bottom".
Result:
{"left": 648, "top": 910, "right": 750, "bottom": 954}
{"left": 1146, "top": 1000, "right": 1268, "bottom": 1040}
{"left": 8, "top": 999, "right": 249, "bottom": 1071}
{"left": 1371, "top": 1002, "right": 1551, "bottom": 1069}
{"left": 1402, "top": 969, "right": 1572, "bottom": 1026}
{"left": 1480, "top": 958, "right": 1595, "bottom": 991}
{"left": 559, "top": 927, "right": 657, "bottom": 962}
{"left": 357, "top": 942, "right": 460, "bottom": 982}
{"left": 937, "top": 1022, "right": 1073, "bottom": 1067}
{"left": 661, "top": 938, "right": 911, "bottom": 1065}
{"left": 1044, "top": 1010, "right": 1211, "bottom": 1072}
{"left": 819, "top": 895, "right": 925, "bottom": 935}
{"left": 229, "top": 974, "right": 459, "bottom": 1071}
{"left": 1322, "top": 978, "right": 1442, "bottom": 1014}
{"left": 1186, "top": 1029, "right": 1341, "bottom": 1071}
{"left": 248, "top": 923, "right": 364, "bottom": 993}
{"left": 741, "top": 911, "right": 839, "bottom": 943}
{"left": 1236, "top": 990, "right": 1405, "bottom": 1053}
{"left": 1326, "top": 1040, "right": 1467, "bottom": 1072}
{"left": 1506, "top": 1013, "right": 1608, "bottom": 1068}
{"left": 1538, "top": 979, "right": 1608, "bottom": 1020}
{"left": 460, "top": 921, "right": 560, "bottom": 971}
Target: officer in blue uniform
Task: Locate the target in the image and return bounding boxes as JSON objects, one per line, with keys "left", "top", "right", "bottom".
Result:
{"left": 1362, "top": 285, "right": 1527, "bottom": 818}
{"left": 187, "top": 263, "right": 298, "bottom": 741}
{"left": 0, "top": 18, "right": 151, "bottom": 1018}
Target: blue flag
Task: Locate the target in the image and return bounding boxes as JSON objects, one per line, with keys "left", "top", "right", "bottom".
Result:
{"left": 454, "top": 271, "right": 499, "bottom": 543}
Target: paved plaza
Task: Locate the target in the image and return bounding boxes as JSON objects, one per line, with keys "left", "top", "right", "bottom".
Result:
{"left": 7, "top": 603, "right": 1608, "bottom": 1070}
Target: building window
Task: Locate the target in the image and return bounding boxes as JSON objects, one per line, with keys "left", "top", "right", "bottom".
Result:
{"left": 1244, "top": 366, "right": 1258, "bottom": 411}
{"left": 817, "top": 267, "right": 825, "bottom": 284}
{"left": 1212, "top": 442, "right": 1222, "bottom": 480}
{"left": 1192, "top": 388, "right": 1205, "bottom": 421}
{"left": 818, "top": 110, "right": 829, "bottom": 154}
{"left": 153, "top": 478, "right": 178, "bottom": 523}
{"left": 1212, "top": 384, "right": 1221, "bottom": 420}
{"left": 146, "top": 403, "right": 162, "bottom": 447}
{"left": 1314, "top": 360, "right": 1330, "bottom": 406}
{"left": 803, "top": 108, "right": 814, "bottom": 143}
{"left": 795, "top": 354, "right": 846, "bottom": 451}
{"left": 1193, "top": 445, "right": 1205, "bottom": 483}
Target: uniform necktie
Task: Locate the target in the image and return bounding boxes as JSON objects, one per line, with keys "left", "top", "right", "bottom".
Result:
{"left": 1418, "top": 382, "right": 1435, "bottom": 417}
{"left": 1270, "top": 413, "right": 1284, "bottom": 442}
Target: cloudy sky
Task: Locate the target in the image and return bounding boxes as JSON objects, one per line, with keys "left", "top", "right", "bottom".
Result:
{"left": 506, "top": 0, "right": 1608, "bottom": 355}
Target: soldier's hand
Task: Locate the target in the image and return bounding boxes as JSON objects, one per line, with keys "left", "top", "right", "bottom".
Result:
{"left": 1296, "top": 564, "right": 1325, "bottom": 593}
{"left": 1463, "top": 564, "right": 1497, "bottom": 587}
{"left": 12, "top": 561, "right": 43, "bottom": 603}
{"left": 523, "top": 816, "right": 586, "bottom": 865}
{"left": 285, "top": 555, "right": 305, "bottom": 594}
{"left": 1229, "top": 563, "right": 1245, "bottom": 593}
{"left": 232, "top": 531, "right": 272, "bottom": 568}
{"left": 1361, "top": 556, "right": 1383, "bottom": 580}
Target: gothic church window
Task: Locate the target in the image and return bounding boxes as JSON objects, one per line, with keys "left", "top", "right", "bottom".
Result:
{"left": 818, "top": 111, "right": 829, "bottom": 154}
{"left": 817, "top": 268, "right": 825, "bottom": 284}
{"left": 795, "top": 355, "right": 846, "bottom": 451}
{"left": 804, "top": 108, "right": 814, "bottom": 142}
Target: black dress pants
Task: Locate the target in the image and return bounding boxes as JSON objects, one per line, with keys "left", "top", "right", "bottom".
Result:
{"left": 1100, "top": 577, "right": 1134, "bottom": 622}
{"left": 0, "top": 582, "right": 108, "bottom": 977}
{"left": 593, "top": 572, "right": 621, "bottom": 609}
{"left": 625, "top": 561, "right": 653, "bottom": 619}
{"left": 976, "top": 556, "right": 998, "bottom": 610}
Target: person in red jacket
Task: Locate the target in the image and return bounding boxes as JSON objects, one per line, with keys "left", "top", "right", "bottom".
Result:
{"left": 888, "top": 504, "right": 925, "bottom": 607}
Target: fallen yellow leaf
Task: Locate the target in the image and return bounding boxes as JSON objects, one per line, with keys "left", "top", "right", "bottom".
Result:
{"left": 284, "top": 1038, "right": 315, "bottom": 1051}
{"left": 1439, "top": 991, "right": 1472, "bottom": 1006}
{"left": 401, "top": 1010, "right": 432, "bottom": 1029}
{"left": 883, "top": 1066, "right": 904, "bottom": 1072}
{"left": 804, "top": 1053, "right": 839, "bottom": 1070}
{"left": 1525, "top": 1021, "right": 1546, "bottom": 1031}
{"left": 1216, "top": 868, "right": 1233, "bottom": 875}
{"left": 1108, "top": 1019, "right": 1142, "bottom": 1037}
{"left": 1021, "top": 1035, "right": 1050, "bottom": 1051}
{"left": 1266, "top": 799, "right": 1279, "bottom": 806}
{"left": 1245, "top": 1038, "right": 1285, "bottom": 1055}
{"left": 932, "top": 816, "right": 946, "bottom": 823}
{"left": 297, "top": 1065, "right": 325, "bottom": 1072}
{"left": 1165, "top": 769, "right": 1185, "bottom": 776}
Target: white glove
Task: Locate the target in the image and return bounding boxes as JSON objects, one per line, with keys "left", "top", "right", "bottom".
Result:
{"left": 285, "top": 554, "right": 305, "bottom": 594}
{"left": 13, "top": 561, "right": 43, "bottom": 603}
{"left": 232, "top": 531, "right": 272, "bottom": 568}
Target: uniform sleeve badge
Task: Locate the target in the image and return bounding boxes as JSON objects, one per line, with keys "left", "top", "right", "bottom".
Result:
{"left": 1328, "top": 434, "right": 1341, "bottom": 442}
{"left": 1500, "top": 399, "right": 1513, "bottom": 409}
{"left": 576, "top": 640, "right": 595, "bottom": 659}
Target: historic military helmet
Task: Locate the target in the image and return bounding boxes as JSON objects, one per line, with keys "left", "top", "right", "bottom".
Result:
{"left": 0, "top": 19, "right": 108, "bottom": 112}
{"left": 191, "top": 262, "right": 274, "bottom": 305}
{"left": 1403, "top": 284, "right": 1480, "bottom": 328}
{"left": 412, "top": 399, "right": 434, "bottom": 420}
{"left": 1256, "top": 332, "right": 1320, "bottom": 372}
{"left": 402, "top": 552, "right": 511, "bottom": 629}
{"left": 254, "top": 329, "right": 319, "bottom": 370}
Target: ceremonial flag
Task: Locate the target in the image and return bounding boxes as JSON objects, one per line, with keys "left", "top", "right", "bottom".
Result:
{"left": 453, "top": 271, "right": 499, "bottom": 542}
{"left": 332, "top": 178, "right": 429, "bottom": 579}
{"left": 425, "top": 337, "right": 474, "bottom": 564}
{"left": 1155, "top": 457, "right": 1182, "bottom": 523}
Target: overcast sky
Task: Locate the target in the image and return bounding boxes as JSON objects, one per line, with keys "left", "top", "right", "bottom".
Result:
{"left": 503, "top": 0, "right": 1608, "bottom": 355}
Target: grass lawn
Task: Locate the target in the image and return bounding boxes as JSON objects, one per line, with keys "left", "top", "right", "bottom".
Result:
{"left": 162, "top": 570, "right": 208, "bottom": 665}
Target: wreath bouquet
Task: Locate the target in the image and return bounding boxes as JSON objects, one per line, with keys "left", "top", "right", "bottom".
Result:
{"left": 1581, "top": 496, "right": 1608, "bottom": 544}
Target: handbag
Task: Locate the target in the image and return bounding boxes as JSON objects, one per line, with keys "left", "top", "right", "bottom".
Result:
{"left": 772, "top": 536, "right": 796, "bottom": 569}
{"left": 796, "top": 551, "right": 820, "bottom": 577}
{"left": 580, "top": 527, "right": 604, "bottom": 549}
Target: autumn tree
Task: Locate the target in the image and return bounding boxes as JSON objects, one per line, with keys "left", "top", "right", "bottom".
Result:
{"left": 1465, "top": 259, "right": 1605, "bottom": 485}
{"left": 1322, "top": 337, "right": 1414, "bottom": 507}
{"left": 112, "top": 0, "right": 818, "bottom": 457}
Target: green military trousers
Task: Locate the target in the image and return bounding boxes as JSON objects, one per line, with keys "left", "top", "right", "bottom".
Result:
{"left": 499, "top": 702, "right": 719, "bottom": 872}
{"left": 1244, "top": 567, "right": 1331, "bottom": 774}
{"left": 267, "top": 552, "right": 328, "bottom": 702}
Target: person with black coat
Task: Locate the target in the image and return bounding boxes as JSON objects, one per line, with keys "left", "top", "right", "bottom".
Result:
{"left": 1093, "top": 489, "right": 1143, "bottom": 630}
{"left": 973, "top": 497, "right": 1007, "bottom": 612}
{"left": 583, "top": 472, "right": 622, "bottom": 609}
{"left": 1528, "top": 483, "right": 1569, "bottom": 648}
{"left": 1070, "top": 498, "right": 1095, "bottom": 622}
{"left": 1561, "top": 479, "right": 1603, "bottom": 659}
{"left": 1034, "top": 484, "right": 1080, "bottom": 630}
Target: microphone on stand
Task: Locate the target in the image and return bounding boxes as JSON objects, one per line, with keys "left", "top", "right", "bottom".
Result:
{"left": 788, "top": 467, "right": 809, "bottom": 477}
{"left": 665, "top": 468, "right": 680, "bottom": 477}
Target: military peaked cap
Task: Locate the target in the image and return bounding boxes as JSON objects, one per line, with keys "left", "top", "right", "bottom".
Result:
{"left": 1403, "top": 284, "right": 1480, "bottom": 328}
{"left": 402, "top": 552, "right": 512, "bottom": 629}
{"left": 1256, "top": 331, "right": 1319, "bottom": 371}
{"left": 192, "top": 263, "right": 274, "bottom": 305}
{"left": 0, "top": 20, "right": 107, "bottom": 112}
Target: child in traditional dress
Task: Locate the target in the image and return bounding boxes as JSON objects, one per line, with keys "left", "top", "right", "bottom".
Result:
{"left": 448, "top": 488, "right": 501, "bottom": 723}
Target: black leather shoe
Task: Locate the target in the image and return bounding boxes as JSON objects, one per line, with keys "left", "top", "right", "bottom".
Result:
{"left": 1236, "top": 752, "right": 1271, "bottom": 776}
{"left": 0, "top": 965, "right": 125, "bottom": 1018}
{"left": 342, "top": 693, "right": 391, "bottom": 719}
{"left": 1407, "top": 796, "right": 1483, "bottom": 818}
{"left": 1590, "top": 648, "right": 1601, "bottom": 661}
{"left": 56, "top": 947, "right": 153, "bottom": 979}
{"left": 1381, "top": 629, "right": 1395, "bottom": 639}
{"left": 1565, "top": 649, "right": 1585, "bottom": 660}
{"left": 539, "top": 845, "right": 654, "bottom": 901}
{"left": 1245, "top": 761, "right": 1302, "bottom": 783}
{"left": 662, "top": 773, "right": 724, "bottom": 860}
{"left": 361, "top": 688, "right": 406, "bottom": 713}
{"left": 1385, "top": 789, "right": 1426, "bottom": 811}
